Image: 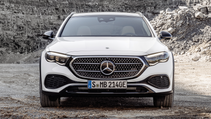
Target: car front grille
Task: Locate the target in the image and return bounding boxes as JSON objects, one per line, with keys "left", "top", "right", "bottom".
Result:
{"left": 70, "top": 56, "right": 145, "bottom": 79}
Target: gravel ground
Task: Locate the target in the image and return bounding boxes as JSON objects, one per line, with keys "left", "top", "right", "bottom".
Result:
{"left": 0, "top": 62, "right": 211, "bottom": 118}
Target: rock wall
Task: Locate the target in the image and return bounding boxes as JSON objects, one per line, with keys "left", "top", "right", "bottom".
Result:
{"left": 0, "top": 0, "right": 209, "bottom": 55}
{"left": 150, "top": 4, "right": 211, "bottom": 63}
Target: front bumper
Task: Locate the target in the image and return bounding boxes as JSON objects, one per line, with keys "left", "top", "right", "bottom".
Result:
{"left": 41, "top": 51, "right": 174, "bottom": 96}
{"left": 42, "top": 83, "right": 173, "bottom": 97}
{"left": 42, "top": 88, "right": 173, "bottom": 97}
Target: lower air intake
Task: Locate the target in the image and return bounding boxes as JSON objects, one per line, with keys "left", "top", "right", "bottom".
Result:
{"left": 44, "top": 75, "right": 72, "bottom": 89}
{"left": 147, "top": 76, "right": 170, "bottom": 88}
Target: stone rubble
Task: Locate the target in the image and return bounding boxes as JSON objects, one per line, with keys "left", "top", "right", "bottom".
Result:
{"left": 150, "top": 3, "right": 211, "bottom": 62}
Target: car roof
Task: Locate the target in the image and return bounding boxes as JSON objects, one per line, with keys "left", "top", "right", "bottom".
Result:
{"left": 72, "top": 12, "right": 143, "bottom": 17}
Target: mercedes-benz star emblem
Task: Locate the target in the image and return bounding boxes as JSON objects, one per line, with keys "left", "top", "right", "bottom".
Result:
{"left": 100, "top": 61, "right": 115, "bottom": 75}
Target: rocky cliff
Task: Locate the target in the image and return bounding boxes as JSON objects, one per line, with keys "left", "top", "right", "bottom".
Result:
{"left": 0, "top": 0, "right": 210, "bottom": 63}
{"left": 151, "top": 4, "right": 211, "bottom": 62}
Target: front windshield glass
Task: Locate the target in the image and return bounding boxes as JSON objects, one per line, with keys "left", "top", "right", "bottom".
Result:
{"left": 61, "top": 15, "right": 152, "bottom": 37}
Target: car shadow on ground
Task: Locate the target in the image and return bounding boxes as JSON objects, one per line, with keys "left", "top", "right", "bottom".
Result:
{"left": 60, "top": 97, "right": 157, "bottom": 109}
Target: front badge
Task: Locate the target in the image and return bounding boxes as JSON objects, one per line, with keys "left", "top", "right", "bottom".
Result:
{"left": 100, "top": 60, "right": 115, "bottom": 75}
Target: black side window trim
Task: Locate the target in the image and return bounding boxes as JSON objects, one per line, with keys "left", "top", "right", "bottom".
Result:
{"left": 58, "top": 13, "right": 75, "bottom": 37}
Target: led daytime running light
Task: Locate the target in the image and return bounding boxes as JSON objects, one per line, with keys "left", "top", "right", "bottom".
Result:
{"left": 145, "top": 52, "right": 169, "bottom": 66}
{"left": 46, "top": 52, "right": 70, "bottom": 65}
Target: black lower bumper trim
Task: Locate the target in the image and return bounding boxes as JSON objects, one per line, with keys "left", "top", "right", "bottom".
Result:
{"left": 42, "top": 90, "right": 173, "bottom": 97}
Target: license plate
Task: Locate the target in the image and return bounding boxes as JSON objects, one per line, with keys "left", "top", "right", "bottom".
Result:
{"left": 88, "top": 80, "right": 127, "bottom": 89}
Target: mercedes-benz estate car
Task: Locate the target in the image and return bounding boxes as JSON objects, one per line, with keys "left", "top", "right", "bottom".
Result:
{"left": 40, "top": 12, "right": 174, "bottom": 107}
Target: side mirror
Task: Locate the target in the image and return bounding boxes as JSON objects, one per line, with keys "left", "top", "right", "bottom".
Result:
{"left": 159, "top": 31, "right": 172, "bottom": 40}
{"left": 43, "top": 31, "right": 55, "bottom": 40}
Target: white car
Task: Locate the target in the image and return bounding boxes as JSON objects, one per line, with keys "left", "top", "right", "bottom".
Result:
{"left": 40, "top": 12, "right": 174, "bottom": 107}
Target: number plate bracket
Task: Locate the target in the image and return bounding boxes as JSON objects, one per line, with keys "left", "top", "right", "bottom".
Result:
{"left": 88, "top": 80, "right": 127, "bottom": 89}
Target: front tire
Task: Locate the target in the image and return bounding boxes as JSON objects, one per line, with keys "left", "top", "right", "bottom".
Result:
{"left": 153, "top": 93, "right": 174, "bottom": 107}
{"left": 154, "top": 52, "right": 175, "bottom": 108}
{"left": 40, "top": 87, "right": 60, "bottom": 107}
{"left": 39, "top": 56, "right": 60, "bottom": 107}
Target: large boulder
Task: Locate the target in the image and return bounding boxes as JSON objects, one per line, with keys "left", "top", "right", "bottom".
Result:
{"left": 200, "top": 6, "right": 208, "bottom": 14}
{"left": 193, "top": 4, "right": 203, "bottom": 11}
{"left": 207, "top": 6, "right": 211, "bottom": 13}
{"left": 178, "top": 6, "right": 188, "bottom": 11}
{"left": 167, "top": 27, "right": 175, "bottom": 34}
{"left": 195, "top": 12, "right": 204, "bottom": 18}
{"left": 166, "top": 8, "right": 172, "bottom": 13}
{"left": 192, "top": 54, "right": 201, "bottom": 61}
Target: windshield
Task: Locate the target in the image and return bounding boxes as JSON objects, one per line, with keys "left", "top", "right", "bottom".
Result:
{"left": 60, "top": 15, "right": 152, "bottom": 37}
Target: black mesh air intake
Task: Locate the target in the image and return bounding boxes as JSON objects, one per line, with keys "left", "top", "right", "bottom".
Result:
{"left": 147, "top": 76, "right": 170, "bottom": 88}
{"left": 44, "top": 75, "right": 73, "bottom": 89}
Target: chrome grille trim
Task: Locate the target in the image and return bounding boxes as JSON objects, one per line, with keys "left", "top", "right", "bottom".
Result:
{"left": 77, "top": 70, "right": 101, "bottom": 72}
{"left": 69, "top": 56, "right": 147, "bottom": 80}
{"left": 115, "top": 70, "right": 139, "bottom": 72}
{"left": 73, "top": 63, "right": 100, "bottom": 65}
{"left": 115, "top": 63, "right": 143, "bottom": 64}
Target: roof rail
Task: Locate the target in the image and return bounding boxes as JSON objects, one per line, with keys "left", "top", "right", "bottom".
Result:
{"left": 136, "top": 12, "right": 143, "bottom": 17}
{"left": 71, "top": 12, "right": 76, "bottom": 15}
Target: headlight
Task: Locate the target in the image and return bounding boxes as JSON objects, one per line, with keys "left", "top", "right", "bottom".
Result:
{"left": 45, "top": 52, "right": 70, "bottom": 65}
{"left": 144, "top": 52, "right": 169, "bottom": 66}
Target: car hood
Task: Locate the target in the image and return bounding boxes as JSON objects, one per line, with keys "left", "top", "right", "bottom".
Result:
{"left": 47, "top": 37, "right": 168, "bottom": 56}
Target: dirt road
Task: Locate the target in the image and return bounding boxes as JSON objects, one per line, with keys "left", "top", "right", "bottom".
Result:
{"left": 0, "top": 62, "right": 211, "bottom": 118}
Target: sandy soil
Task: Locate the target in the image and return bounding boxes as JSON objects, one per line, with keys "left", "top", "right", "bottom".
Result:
{"left": 0, "top": 62, "right": 211, "bottom": 118}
